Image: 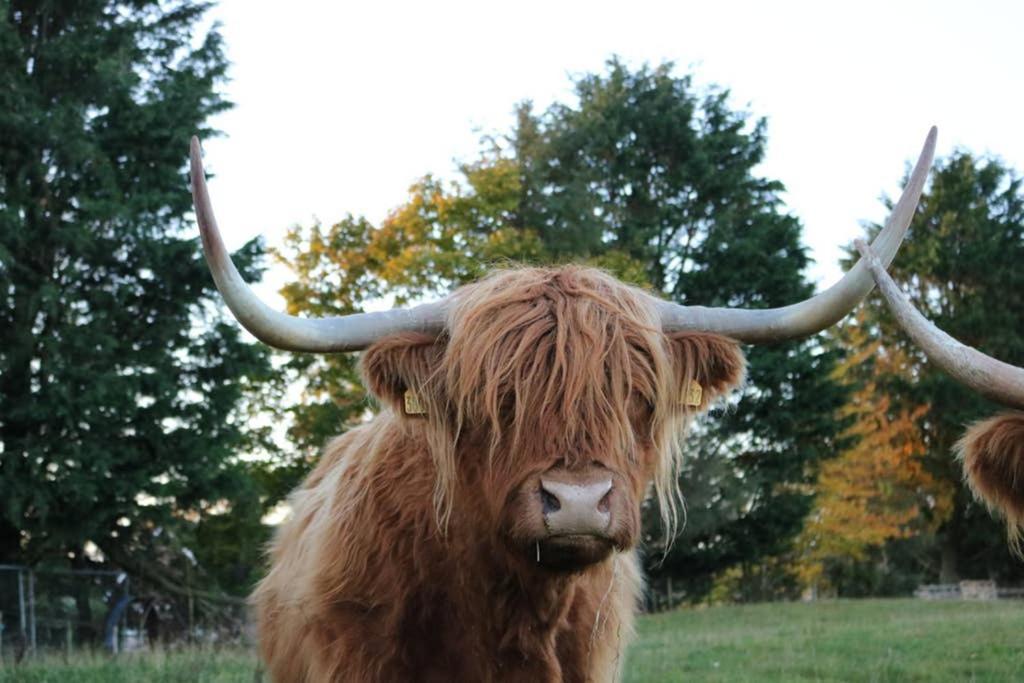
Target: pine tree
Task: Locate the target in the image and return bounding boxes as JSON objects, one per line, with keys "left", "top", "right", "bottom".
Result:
{"left": 850, "top": 152, "right": 1024, "bottom": 584}
{"left": 0, "top": 0, "right": 274, "bottom": 608}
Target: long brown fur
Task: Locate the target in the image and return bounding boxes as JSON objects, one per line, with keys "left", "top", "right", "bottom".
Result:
{"left": 253, "top": 266, "right": 745, "bottom": 681}
{"left": 956, "top": 410, "right": 1024, "bottom": 553}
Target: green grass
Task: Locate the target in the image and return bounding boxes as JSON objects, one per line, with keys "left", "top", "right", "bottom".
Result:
{"left": 625, "top": 599, "right": 1024, "bottom": 682}
{"left": 2, "top": 599, "right": 1022, "bottom": 681}
{"left": 0, "top": 647, "right": 257, "bottom": 683}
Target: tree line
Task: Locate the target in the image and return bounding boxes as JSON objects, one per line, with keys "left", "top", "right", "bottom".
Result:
{"left": 1, "top": 1, "right": 1021, "bottom": 640}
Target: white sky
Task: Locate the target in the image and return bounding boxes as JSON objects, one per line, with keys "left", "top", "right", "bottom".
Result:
{"left": 198, "top": 0, "right": 1024, "bottom": 305}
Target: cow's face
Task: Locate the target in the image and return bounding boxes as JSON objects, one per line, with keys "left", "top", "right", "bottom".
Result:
{"left": 362, "top": 267, "right": 745, "bottom": 574}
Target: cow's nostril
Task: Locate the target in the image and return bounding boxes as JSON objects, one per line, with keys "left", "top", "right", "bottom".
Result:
{"left": 541, "top": 488, "right": 561, "bottom": 514}
{"left": 597, "top": 488, "right": 612, "bottom": 513}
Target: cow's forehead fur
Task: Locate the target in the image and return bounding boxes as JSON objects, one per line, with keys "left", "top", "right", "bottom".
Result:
{"left": 444, "top": 266, "right": 674, "bottom": 459}
{"left": 421, "top": 267, "right": 696, "bottom": 535}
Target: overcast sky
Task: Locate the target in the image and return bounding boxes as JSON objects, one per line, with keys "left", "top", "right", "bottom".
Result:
{"left": 197, "top": 1, "right": 1024, "bottom": 305}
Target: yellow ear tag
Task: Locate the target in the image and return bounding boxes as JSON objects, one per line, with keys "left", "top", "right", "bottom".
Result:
{"left": 404, "top": 389, "right": 427, "bottom": 415}
{"left": 683, "top": 381, "right": 703, "bottom": 407}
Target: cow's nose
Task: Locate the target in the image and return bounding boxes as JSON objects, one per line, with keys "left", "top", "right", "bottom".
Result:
{"left": 539, "top": 478, "right": 613, "bottom": 536}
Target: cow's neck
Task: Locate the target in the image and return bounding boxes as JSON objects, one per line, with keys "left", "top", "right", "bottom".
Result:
{"left": 449, "top": 538, "right": 582, "bottom": 669}
{"left": 504, "top": 556, "right": 578, "bottom": 626}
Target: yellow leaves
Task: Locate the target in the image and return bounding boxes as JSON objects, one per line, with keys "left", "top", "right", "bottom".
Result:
{"left": 273, "top": 148, "right": 551, "bottom": 326}
{"left": 583, "top": 249, "right": 650, "bottom": 287}
{"left": 463, "top": 156, "right": 521, "bottom": 206}
{"left": 483, "top": 228, "right": 546, "bottom": 264}
{"left": 797, "top": 314, "right": 957, "bottom": 590}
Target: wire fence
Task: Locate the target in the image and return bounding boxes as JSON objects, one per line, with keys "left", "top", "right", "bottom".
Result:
{"left": 0, "top": 563, "right": 253, "bottom": 662}
{"left": 0, "top": 564, "right": 132, "bottom": 661}
{"left": 913, "top": 580, "right": 1024, "bottom": 601}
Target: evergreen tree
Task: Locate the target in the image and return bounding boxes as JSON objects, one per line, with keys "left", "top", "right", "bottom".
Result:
{"left": 0, "top": 0, "right": 274, "bottom": 610}
{"left": 849, "top": 152, "right": 1024, "bottom": 584}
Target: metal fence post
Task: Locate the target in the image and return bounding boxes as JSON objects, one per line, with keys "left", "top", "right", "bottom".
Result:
{"left": 17, "top": 569, "right": 26, "bottom": 644}
{"left": 28, "top": 569, "right": 36, "bottom": 655}
{"left": 124, "top": 574, "right": 131, "bottom": 651}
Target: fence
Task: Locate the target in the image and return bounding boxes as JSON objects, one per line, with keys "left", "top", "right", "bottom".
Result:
{"left": 0, "top": 564, "right": 130, "bottom": 660}
{"left": 645, "top": 576, "right": 685, "bottom": 613}
{"left": 914, "top": 580, "right": 1024, "bottom": 601}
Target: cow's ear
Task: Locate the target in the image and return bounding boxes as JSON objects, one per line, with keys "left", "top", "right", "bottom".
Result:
{"left": 360, "top": 332, "right": 446, "bottom": 416}
{"left": 666, "top": 332, "right": 746, "bottom": 410}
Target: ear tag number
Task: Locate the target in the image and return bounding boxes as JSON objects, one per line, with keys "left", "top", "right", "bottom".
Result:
{"left": 404, "top": 389, "right": 427, "bottom": 415}
{"left": 683, "top": 381, "right": 703, "bottom": 407}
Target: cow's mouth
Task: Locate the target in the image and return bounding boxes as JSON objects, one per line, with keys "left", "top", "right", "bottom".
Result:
{"left": 533, "top": 534, "right": 615, "bottom": 572}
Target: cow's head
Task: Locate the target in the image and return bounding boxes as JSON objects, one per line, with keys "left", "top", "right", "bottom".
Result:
{"left": 188, "top": 127, "right": 936, "bottom": 572}
{"left": 360, "top": 267, "right": 745, "bottom": 571}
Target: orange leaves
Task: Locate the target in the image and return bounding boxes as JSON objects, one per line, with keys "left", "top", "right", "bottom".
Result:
{"left": 797, "top": 313, "right": 955, "bottom": 588}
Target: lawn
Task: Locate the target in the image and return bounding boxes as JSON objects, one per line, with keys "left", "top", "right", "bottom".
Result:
{"left": 0, "top": 647, "right": 256, "bottom": 683}
{"left": 2, "top": 599, "right": 1021, "bottom": 682}
{"left": 625, "top": 598, "right": 1024, "bottom": 682}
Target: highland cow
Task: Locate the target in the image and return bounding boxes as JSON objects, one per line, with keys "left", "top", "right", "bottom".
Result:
{"left": 856, "top": 240, "right": 1024, "bottom": 552}
{"left": 255, "top": 268, "right": 746, "bottom": 681}
{"left": 189, "top": 128, "right": 935, "bottom": 681}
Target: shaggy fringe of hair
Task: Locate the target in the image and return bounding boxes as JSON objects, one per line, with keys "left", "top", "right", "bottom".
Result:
{"left": 956, "top": 410, "right": 1024, "bottom": 555}
{"left": 421, "top": 266, "right": 730, "bottom": 542}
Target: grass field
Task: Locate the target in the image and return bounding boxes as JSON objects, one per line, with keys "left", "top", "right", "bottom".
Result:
{"left": 2, "top": 599, "right": 1021, "bottom": 682}
{"left": 625, "top": 598, "right": 1024, "bottom": 682}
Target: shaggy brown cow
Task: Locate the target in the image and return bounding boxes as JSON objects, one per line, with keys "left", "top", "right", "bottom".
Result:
{"left": 257, "top": 269, "right": 745, "bottom": 681}
{"left": 190, "top": 129, "right": 935, "bottom": 681}
{"left": 856, "top": 240, "right": 1024, "bottom": 553}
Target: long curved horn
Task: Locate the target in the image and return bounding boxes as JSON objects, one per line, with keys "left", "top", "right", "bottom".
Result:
{"left": 189, "top": 137, "right": 447, "bottom": 352}
{"left": 658, "top": 127, "right": 937, "bottom": 344}
{"left": 855, "top": 239, "right": 1024, "bottom": 410}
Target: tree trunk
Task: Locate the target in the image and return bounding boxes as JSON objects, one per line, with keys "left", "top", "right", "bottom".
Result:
{"left": 939, "top": 534, "right": 960, "bottom": 584}
{"left": 0, "top": 519, "right": 22, "bottom": 564}
{"left": 71, "top": 555, "right": 97, "bottom": 645}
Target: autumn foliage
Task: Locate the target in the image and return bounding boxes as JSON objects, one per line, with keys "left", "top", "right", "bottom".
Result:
{"left": 798, "top": 321, "right": 954, "bottom": 590}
